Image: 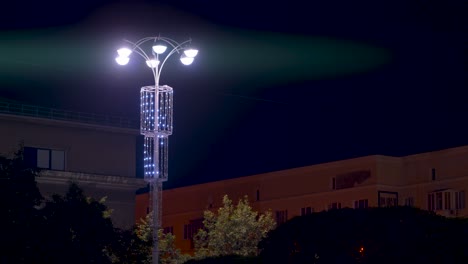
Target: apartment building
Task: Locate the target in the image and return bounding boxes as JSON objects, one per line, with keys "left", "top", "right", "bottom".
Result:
{"left": 136, "top": 145, "right": 468, "bottom": 253}
{"left": 0, "top": 99, "right": 146, "bottom": 229}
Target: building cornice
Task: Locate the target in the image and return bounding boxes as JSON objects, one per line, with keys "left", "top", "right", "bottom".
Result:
{"left": 38, "top": 170, "right": 146, "bottom": 190}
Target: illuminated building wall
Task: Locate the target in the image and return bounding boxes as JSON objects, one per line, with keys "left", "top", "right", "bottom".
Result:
{"left": 135, "top": 145, "right": 468, "bottom": 254}
{"left": 0, "top": 100, "right": 146, "bottom": 228}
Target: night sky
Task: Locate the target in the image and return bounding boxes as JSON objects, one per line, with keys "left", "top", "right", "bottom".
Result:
{"left": 0, "top": 0, "right": 466, "bottom": 189}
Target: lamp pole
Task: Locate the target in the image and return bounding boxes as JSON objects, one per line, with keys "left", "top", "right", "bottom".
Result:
{"left": 116, "top": 36, "right": 198, "bottom": 264}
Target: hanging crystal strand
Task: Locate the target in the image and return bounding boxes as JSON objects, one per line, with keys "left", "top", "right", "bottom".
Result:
{"left": 143, "top": 137, "right": 156, "bottom": 181}
{"left": 157, "top": 85, "right": 173, "bottom": 136}
{"left": 140, "top": 86, "right": 157, "bottom": 136}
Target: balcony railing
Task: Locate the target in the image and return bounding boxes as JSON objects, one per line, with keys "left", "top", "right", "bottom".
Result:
{"left": 0, "top": 100, "right": 138, "bottom": 129}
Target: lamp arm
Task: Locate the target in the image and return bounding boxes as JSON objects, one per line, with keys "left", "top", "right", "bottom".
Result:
{"left": 120, "top": 36, "right": 193, "bottom": 86}
{"left": 158, "top": 37, "right": 183, "bottom": 50}
{"left": 157, "top": 39, "right": 192, "bottom": 85}
{"left": 123, "top": 39, "right": 151, "bottom": 61}
{"left": 133, "top": 36, "right": 157, "bottom": 47}
{"left": 123, "top": 39, "right": 158, "bottom": 85}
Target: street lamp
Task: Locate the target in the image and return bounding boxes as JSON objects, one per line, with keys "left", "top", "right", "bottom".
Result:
{"left": 115, "top": 36, "right": 198, "bottom": 264}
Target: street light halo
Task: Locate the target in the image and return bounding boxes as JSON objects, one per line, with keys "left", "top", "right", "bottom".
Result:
{"left": 146, "top": 59, "right": 160, "bottom": 68}
{"left": 183, "top": 48, "right": 198, "bottom": 58}
{"left": 115, "top": 56, "right": 130, "bottom": 65}
{"left": 117, "top": 48, "right": 132, "bottom": 57}
{"left": 152, "top": 44, "right": 167, "bottom": 54}
{"left": 180, "top": 54, "right": 194, "bottom": 65}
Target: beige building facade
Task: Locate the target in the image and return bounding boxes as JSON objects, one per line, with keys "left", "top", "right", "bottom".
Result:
{"left": 0, "top": 100, "right": 146, "bottom": 229}
{"left": 136, "top": 145, "right": 468, "bottom": 254}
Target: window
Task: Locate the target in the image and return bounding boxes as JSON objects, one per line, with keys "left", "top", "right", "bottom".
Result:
{"left": 428, "top": 193, "right": 435, "bottom": 211}
{"left": 354, "top": 199, "right": 368, "bottom": 209}
{"left": 380, "top": 197, "right": 398, "bottom": 207}
{"left": 331, "top": 177, "right": 336, "bottom": 190}
{"left": 387, "top": 198, "right": 397, "bottom": 206}
{"left": 436, "top": 192, "right": 443, "bottom": 210}
{"left": 301, "top": 207, "right": 313, "bottom": 216}
{"left": 328, "top": 202, "right": 341, "bottom": 210}
{"left": 256, "top": 189, "right": 260, "bottom": 201}
{"left": 432, "top": 168, "right": 436, "bottom": 181}
{"left": 444, "top": 192, "right": 451, "bottom": 210}
{"left": 428, "top": 190, "right": 462, "bottom": 211}
{"left": 275, "top": 210, "right": 288, "bottom": 225}
{"left": 183, "top": 218, "right": 204, "bottom": 241}
{"left": 404, "top": 197, "right": 414, "bottom": 207}
{"left": 163, "top": 226, "right": 173, "bottom": 234}
{"left": 24, "top": 147, "right": 65, "bottom": 170}
{"left": 455, "top": 191, "right": 465, "bottom": 210}
{"left": 183, "top": 224, "right": 190, "bottom": 239}
{"left": 378, "top": 191, "right": 398, "bottom": 207}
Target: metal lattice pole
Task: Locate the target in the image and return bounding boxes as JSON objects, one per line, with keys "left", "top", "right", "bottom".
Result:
{"left": 150, "top": 181, "right": 163, "bottom": 262}
{"left": 115, "top": 36, "right": 197, "bottom": 264}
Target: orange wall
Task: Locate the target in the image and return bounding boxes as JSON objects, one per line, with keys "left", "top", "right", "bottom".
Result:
{"left": 136, "top": 145, "right": 468, "bottom": 254}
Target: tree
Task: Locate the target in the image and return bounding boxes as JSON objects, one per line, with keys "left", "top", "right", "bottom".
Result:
{"left": 132, "top": 213, "right": 191, "bottom": 264}
{"left": 259, "top": 207, "right": 468, "bottom": 264}
{"left": 194, "top": 195, "right": 276, "bottom": 258}
{"left": 0, "top": 148, "right": 43, "bottom": 263}
{"left": 37, "top": 183, "right": 117, "bottom": 264}
{"left": 0, "top": 148, "right": 156, "bottom": 263}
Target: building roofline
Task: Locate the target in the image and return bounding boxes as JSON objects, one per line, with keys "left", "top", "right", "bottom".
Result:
{"left": 163, "top": 145, "right": 468, "bottom": 193}
{"left": 0, "top": 99, "right": 139, "bottom": 132}
{"left": 164, "top": 155, "right": 382, "bottom": 193}
{"left": 0, "top": 113, "right": 139, "bottom": 135}
{"left": 402, "top": 145, "right": 468, "bottom": 161}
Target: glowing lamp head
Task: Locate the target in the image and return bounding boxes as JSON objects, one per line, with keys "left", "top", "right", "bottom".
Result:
{"left": 152, "top": 44, "right": 167, "bottom": 54}
{"left": 115, "top": 56, "right": 130, "bottom": 65}
{"left": 180, "top": 55, "right": 194, "bottom": 65}
{"left": 183, "top": 48, "right": 198, "bottom": 58}
{"left": 146, "top": 59, "right": 160, "bottom": 68}
{"left": 117, "top": 48, "right": 132, "bottom": 57}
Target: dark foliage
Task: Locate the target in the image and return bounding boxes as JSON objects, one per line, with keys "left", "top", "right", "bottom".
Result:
{"left": 108, "top": 227, "right": 153, "bottom": 264}
{"left": 36, "top": 183, "right": 116, "bottom": 263}
{"left": 0, "top": 149, "right": 149, "bottom": 263}
{"left": 0, "top": 149, "right": 43, "bottom": 263}
{"left": 259, "top": 207, "right": 468, "bottom": 264}
{"left": 185, "top": 255, "right": 260, "bottom": 264}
